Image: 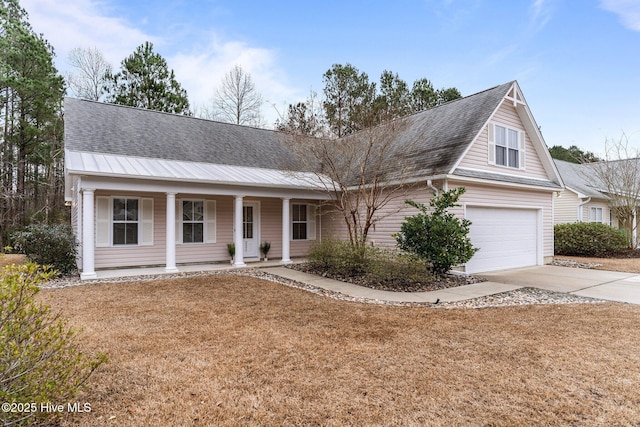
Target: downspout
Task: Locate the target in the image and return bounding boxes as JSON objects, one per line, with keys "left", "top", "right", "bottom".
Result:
{"left": 427, "top": 179, "right": 438, "bottom": 196}
{"left": 577, "top": 197, "right": 591, "bottom": 222}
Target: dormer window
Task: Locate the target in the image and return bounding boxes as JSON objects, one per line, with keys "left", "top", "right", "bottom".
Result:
{"left": 488, "top": 123, "right": 525, "bottom": 169}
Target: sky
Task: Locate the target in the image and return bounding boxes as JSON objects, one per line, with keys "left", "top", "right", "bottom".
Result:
{"left": 19, "top": 0, "right": 640, "bottom": 156}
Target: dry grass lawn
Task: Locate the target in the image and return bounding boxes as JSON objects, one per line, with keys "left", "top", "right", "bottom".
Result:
{"left": 0, "top": 253, "right": 25, "bottom": 268}
{"left": 555, "top": 255, "right": 640, "bottom": 273}
{"left": 37, "top": 275, "right": 640, "bottom": 426}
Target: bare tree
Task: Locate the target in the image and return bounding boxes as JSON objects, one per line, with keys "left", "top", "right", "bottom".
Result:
{"left": 282, "top": 116, "right": 414, "bottom": 249}
{"left": 583, "top": 133, "right": 640, "bottom": 247}
{"left": 66, "top": 47, "right": 112, "bottom": 101}
{"left": 214, "top": 65, "right": 263, "bottom": 126}
{"left": 275, "top": 90, "right": 326, "bottom": 137}
{"left": 192, "top": 103, "right": 218, "bottom": 121}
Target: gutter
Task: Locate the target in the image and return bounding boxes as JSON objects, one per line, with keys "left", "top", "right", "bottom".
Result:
{"left": 577, "top": 197, "right": 591, "bottom": 221}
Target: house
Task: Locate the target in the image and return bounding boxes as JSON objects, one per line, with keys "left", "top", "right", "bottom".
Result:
{"left": 64, "top": 81, "right": 563, "bottom": 278}
{"left": 553, "top": 158, "right": 638, "bottom": 243}
{"left": 553, "top": 159, "right": 615, "bottom": 225}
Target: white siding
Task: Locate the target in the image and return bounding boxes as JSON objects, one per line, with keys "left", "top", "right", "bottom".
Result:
{"left": 366, "top": 186, "right": 429, "bottom": 248}
{"left": 94, "top": 192, "right": 167, "bottom": 269}
{"left": 322, "top": 181, "right": 554, "bottom": 260}
{"left": 554, "top": 190, "right": 579, "bottom": 224}
{"left": 92, "top": 193, "right": 322, "bottom": 269}
{"left": 458, "top": 101, "right": 549, "bottom": 180}
{"left": 553, "top": 193, "right": 615, "bottom": 227}
{"left": 175, "top": 195, "right": 232, "bottom": 264}
{"left": 319, "top": 185, "right": 429, "bottom": 248}
{"left": 257, "top": 198, "right": 282, "bottom": 259}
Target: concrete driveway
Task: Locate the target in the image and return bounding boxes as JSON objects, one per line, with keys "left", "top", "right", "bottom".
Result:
{"left": 480, "top": 265, "right": 640, "bottom": 304}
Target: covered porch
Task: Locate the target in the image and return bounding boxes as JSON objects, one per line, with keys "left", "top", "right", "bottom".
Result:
{"left": 66, "top": 152, "right": 330, "bottom": 280}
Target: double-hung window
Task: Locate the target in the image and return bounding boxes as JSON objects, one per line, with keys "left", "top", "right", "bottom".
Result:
{"left": 113, "top": 198, "right": 139, "bottom": 245}
{"left": 176, "top": 199, "right": 216, "bottom": 244}
{"left": 489, "top": 124, "right": 525, "bottom": 169}
{"left": 182, "top": 200, "right": 204, "bottom": 243}
{"left": 590, "top": 207, "right": 604, "bottom": 223}
{"left": 291, "top": 203, "right": 316, "bottom": 241}
{"left": 95, "top": 196, "right": 154, "bottom": 247}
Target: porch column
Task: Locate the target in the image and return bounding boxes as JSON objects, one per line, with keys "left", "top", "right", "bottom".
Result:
{"left": 80, "top": 188, "right": 97, "bottom": 280}
{"left": 165, "top": 192, "right": 179, "bottom": 273}
{"left": 233, "top": 195, "right": 246, "bottom": 267}
{"left": 281, "top": 197, "right": 291, "bottom": 264}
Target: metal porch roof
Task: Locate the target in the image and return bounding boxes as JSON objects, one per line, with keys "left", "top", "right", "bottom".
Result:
{"left": 65, "top": 150, "right": 328, "bottom": 190}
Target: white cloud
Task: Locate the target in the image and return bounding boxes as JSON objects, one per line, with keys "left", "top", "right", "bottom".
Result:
{"left": 21, "top": 0, "right": 156, "bottom": 69}
{"left": 600, "top": 0, "right": 640, "bottom": 31}
{"left": 20, "top": 0, "right": 299, "bottom": 126}
{"left": 170, "top": 37, "right": 299, "bottom": 124}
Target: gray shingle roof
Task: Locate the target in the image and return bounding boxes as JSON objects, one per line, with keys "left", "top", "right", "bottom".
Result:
{"left": 555, "top": 158, "right": 640, "bottom": 198}
{"left": 64, "top": 98, "right": 301, "bottom": 171}
{"left": 391, "top": 81, "right": 514, "bottom": 179}
{"left": 554, "top": 159, "right": 606, "bottom": 198}
{"left": 64, "top": 81, "right": 517, "bottom": 181}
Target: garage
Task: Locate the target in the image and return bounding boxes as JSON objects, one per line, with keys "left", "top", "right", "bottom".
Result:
{"left": 465, "top": 207, "right": 539, "bottom": 273}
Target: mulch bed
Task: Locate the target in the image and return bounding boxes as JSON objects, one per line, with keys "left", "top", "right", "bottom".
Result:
{"left": 557, "top": 248, "right": 640, "bottom": 259}
{"left": 609, "top": 248, "right": 640, "bottom": 258}
{"left": 288, "top": 262, "right": 485, "bottom": 292}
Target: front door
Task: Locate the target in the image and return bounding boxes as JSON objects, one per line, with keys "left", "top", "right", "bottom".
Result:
{"left": 243, "top": 202, "right": 260, "bottom": 258}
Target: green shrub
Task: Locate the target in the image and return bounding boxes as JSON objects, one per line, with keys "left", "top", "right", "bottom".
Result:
{"left": 395, "top": 187, "right": 478, "bottom": 276}
{"left": 307, "top": 239, "right": 370, "bottom": 276}
{"left": 11, "top": 224, "right": 77, "bottom": 274}
{"left": 363, "top": 252, "right": 432, "bottom": 286}
{"left": 307, "top": 239, "right": 433, "bottom": 288}
{"left": 554, "top": 222, "right": 627, "bottom": 257}
{"left": 0, "top": 263, "right": 106, "bottom": 426}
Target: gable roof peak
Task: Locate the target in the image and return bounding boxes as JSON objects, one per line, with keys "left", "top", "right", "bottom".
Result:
{"left": 406, "top": 81, "right": 515, "bottom": 119}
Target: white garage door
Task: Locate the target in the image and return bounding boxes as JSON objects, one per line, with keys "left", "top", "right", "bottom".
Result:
{"left": 465, "top": 207, "right": 538, "bottom": 273}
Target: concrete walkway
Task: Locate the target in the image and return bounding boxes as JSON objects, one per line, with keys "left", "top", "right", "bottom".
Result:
{"left": 262, "top": 267, "right": 522, "bottom": 303}
{"left": 479, "top": 265, "right": 640, "bottom": 305}
{"left": 263, "top": 265, "right": 640, "bottom": 305}
{"left": 88, "top": 262, "right": 640, "bottom": 305}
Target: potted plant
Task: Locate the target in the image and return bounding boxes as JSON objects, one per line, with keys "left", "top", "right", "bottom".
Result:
{"left": 259, "top": 241, "right": 271, "bottom": 261}
{"left": 227, "top": 243, "right": 235, "bottom": 264}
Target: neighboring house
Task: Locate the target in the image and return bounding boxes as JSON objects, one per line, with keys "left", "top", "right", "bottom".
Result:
{"left": 64, "top": 80, "right": 563, "bottom": 278}
{"left": 553, "top": 158, "right": 638, "bottom": 243}
{"left": 553, "top": 159, "right": 615, "bottom": 225}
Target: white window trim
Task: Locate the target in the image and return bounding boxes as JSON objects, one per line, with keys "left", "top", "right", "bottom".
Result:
{"left": 176, "top": 199, "right": 216, "bottom": 245}
{"left": 291, "top": 203, "right": 316, "bottom": 241}
{"left": 590, "top": 206, "right": 604, "bottom": 223}
{"left": 487, "top": 123, "right": 526, "bottom": 170}
{"left": 96, "top": 196, "right": 153, "bottom": 247}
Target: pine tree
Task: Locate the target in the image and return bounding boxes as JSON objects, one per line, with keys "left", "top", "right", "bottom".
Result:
{"left": 0, "top": 0, "right": 65, "bottom": 239}
{"left": 104, "top": 41, "right": 190, "bottom": 115}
